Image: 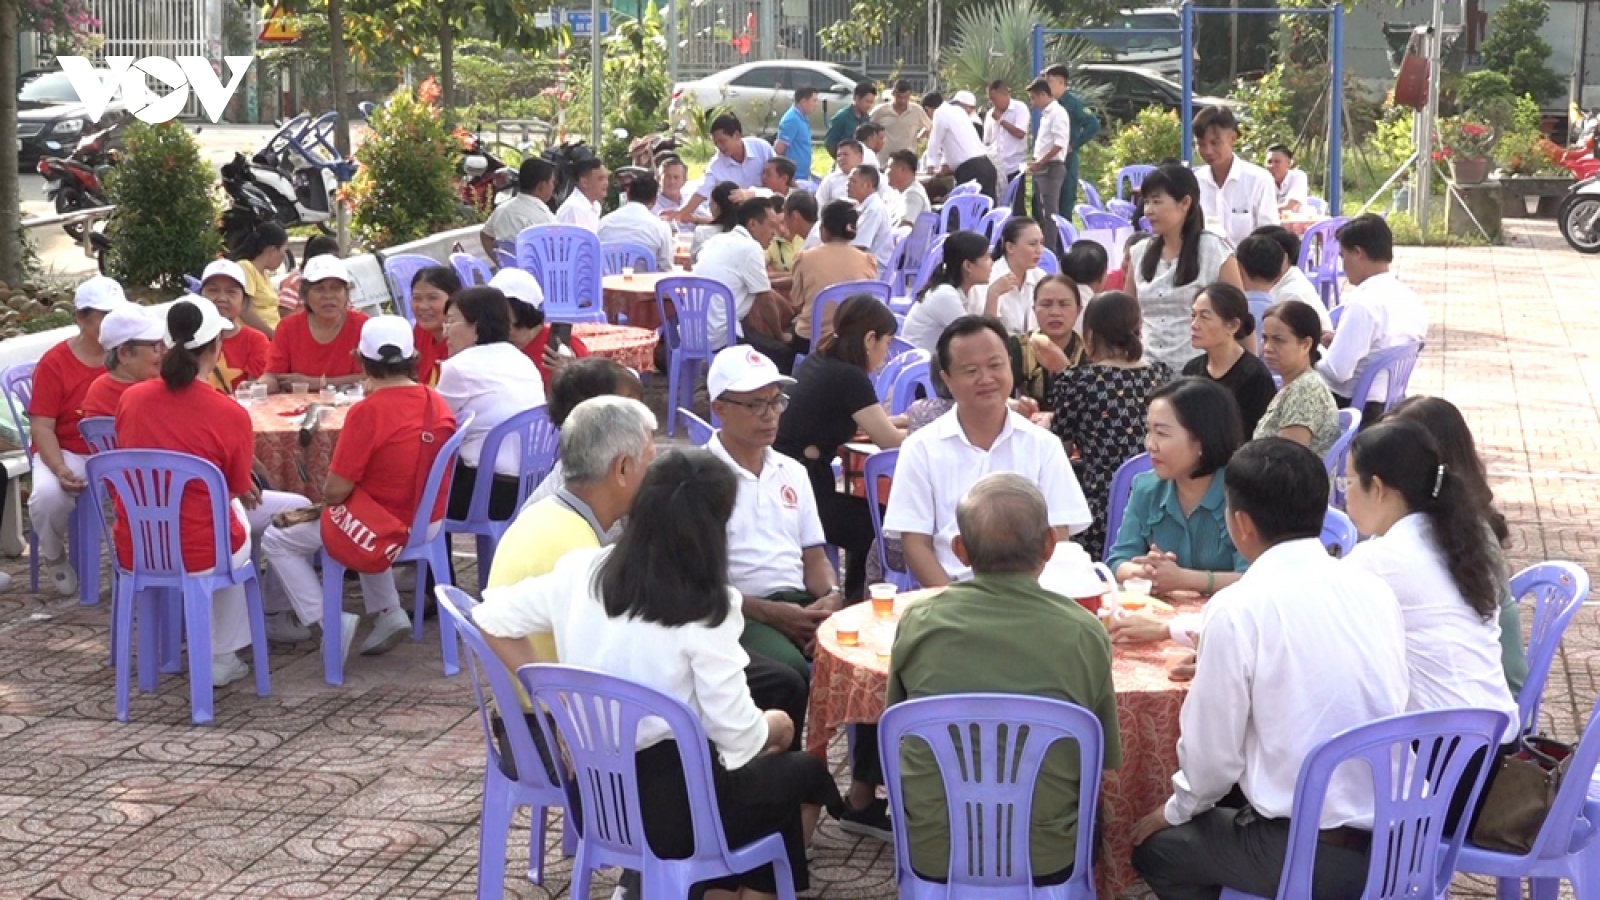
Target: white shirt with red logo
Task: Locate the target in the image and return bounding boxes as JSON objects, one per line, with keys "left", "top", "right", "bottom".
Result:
{"left": 708, "top": 434, "right": 827, "bottom": 597}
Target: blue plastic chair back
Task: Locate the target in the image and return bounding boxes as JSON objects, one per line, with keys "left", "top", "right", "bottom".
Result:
{"left": 449, "top": 252, "right": 493, "bottom": 287}
{"left": 521, "top": 664, "right": 797, "bottom": 896}
{"left": 183, "top": 275, "right": 203, "bottom": 294}
{"left": 657, "top": 275, "right": 737, "bottom": 358}
{"left": 863, "top": 449, "right": 917, "bottom": 591}
{"left": 381, "top": 252, "right": 439, "bottom": 324}
{"left": 494, "top": 246, "right": 517, "bottom": 270}
{"left": 1346, "top": 341, "right": 1424, "bottom": 414}
{"left": 1325, "top": 407, "right": 1361, "bottom": 504}
{"left": 1103, "top": 453, "right": 1153, "bottom": 558}
{"left": 879, "top": 693, "right": 1103, "bottom": 896}
{"left": 1053, "top": 214, "right": 1079, "bottom": 251}
{"left": 948, "top": 181, "right": 982, "bottom": 198}
{"left": 886, "top": 213, "right": 940, "bottom": 298}
{"left": 1081, "top": 210, "right": 1128, "bottom": 231}
{"left": 515, "top": 224, "right": 607, "bottom": 323}
{"left": 1320, "top": 507, "right": 1358, "bottom": 558}
{"left": 940, "top": 193, "right": 993, "bottom": 234}
{"left": 886, "top": 336, "right": 916, "bottom": 361}
{"left": 909, "top": 234, "right": 950, "bottom": 298}
{"left": 679, "top": 408, "right": 715, "bottom": 446}
{"left": 85, "top": 449, "right": 236, "bottom": 578}
{"left": 1512, "top": 562, "right": 1591, "bottom": 736}
{"left": 446, "top": 405, "right": 559, "bottom": 574}
{"left": 1222, "top": 708, "right": 1507, "bottom": 900}
{"left": 1038, "top": 252, "right": 1060, "bottom": 276}
{"left": 1115, "top": 165, "right": 1156, "bottom": 200}
{"left": 876, "top": 348, "right": 929, "bottom": 404}
{"left": 888, "top": 358, "right": 937, "bottom": 416}
{"left": 811, "top": 280, "right": 892, "bottom": 349}
{"left": 78, "top": 416, "right": 118, "bottom": 454}
{"left": 600, "top": 240, "right": 659, "bottom": 276}
{"left": 2, "top": 361, "right": 36, "bottom": 452}
{"left": 1245, "top": 291, "right": 1273, "bottom": 354}
{"left": 1001, "top": 172, "right": 1022, "bottom": 208}
{"left": 1079, "top": 180, "right": 1104, "bottom": 210}
{"left": 981, "top": 208, "right": 1014, "bottom": 250}
{"left": 1106, "top": 198, "right": 1137, "bottom": 223}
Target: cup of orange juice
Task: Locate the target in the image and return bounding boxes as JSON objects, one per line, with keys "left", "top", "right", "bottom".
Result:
{"left": 836, "top": 625, "right": 860, "bottom": 646}
{"left": 868, "top": 583, "right": 897, "bottom": 618}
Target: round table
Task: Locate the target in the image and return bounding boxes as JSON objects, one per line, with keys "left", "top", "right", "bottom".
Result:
{"left": 574, "top": 322, "right": 659, "bottom": 373}
{"left": 602, "top": 271, "right": 674, "bottom": 332}
{"left": 250, "top": 394, "right": 347, "bottom": 503}
{"left": 1282, "top": 215, "right": 1329, "bottom": 236}
{"left": 808, "top": 588, "right": 1198, "bottom": 899}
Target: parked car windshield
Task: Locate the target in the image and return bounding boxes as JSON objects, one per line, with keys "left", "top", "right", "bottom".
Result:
{"left": 1087, "top": 11, "right": 1182, "bottom": 53}
{"left": 20, "top": 72, "right": 85, "bottom": 103}
{"left": 832, "top": 66, "right": 872, "bottom": 86}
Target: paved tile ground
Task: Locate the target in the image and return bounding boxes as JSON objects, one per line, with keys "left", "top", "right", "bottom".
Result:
{"left": 1, "top": 219, "right": 1596, "bottom": 898}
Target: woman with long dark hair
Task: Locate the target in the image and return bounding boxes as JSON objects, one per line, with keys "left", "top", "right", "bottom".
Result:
{"left": 1390, "top": 396, "right": 1527, "bottom": 695}
{"left": 408, "top": 266, "right": 460, "bottom": 386}
{"left": 1182, "top": 282, "right": 1275, "bottom": 434}
{"left": 474, "top": 448, "right": 842, "bottom": 899}
{"left": 900, "top": 230, "right": 991, "bottom": 351}
{"left": 1127, "top": 164, "right": 1242, "bottom": 370}
{"left": 230, "top": 219, "right": 291, "bottom": 336}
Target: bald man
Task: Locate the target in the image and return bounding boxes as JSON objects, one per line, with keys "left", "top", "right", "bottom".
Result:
{"left": 885, "top": 473, "right": 1122, "bottom": 885}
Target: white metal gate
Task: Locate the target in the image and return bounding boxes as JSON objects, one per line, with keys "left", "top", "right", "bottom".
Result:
{"left": 37, "top": 0, "right": 220, "bottom": 117}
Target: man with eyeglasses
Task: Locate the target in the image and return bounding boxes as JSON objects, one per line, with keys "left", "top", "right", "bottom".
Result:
{"left": 705, "top": 346, "right": 842, "bottom": 682}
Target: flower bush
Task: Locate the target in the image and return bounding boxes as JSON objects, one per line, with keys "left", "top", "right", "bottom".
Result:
{"left": 345, "top": 78, "right": 463, "bottom": 250}
{"left": 103, "top": 122, "right": 221, "bottom": 291}
{"left": 1436, "top": 116, "right": 1498, "bottom": 161}
{"left": 1107, "top": 106, "right": 1183, "bottom": 178}
{"left": 1497, "top": 95, "right": 1565, "bottom": 176}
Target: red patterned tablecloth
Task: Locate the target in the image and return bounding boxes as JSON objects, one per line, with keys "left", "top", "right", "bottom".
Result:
{"left": 808, "top": 589, "right": 1197, "bottom": 899}
{"left": 250, "top": 394, "right": 347, "bottom": 503}
{"left": 603, "top": 272, "right": 674, "bottom": 331}
{"left": 574, "top": 322, "right": 658, "bottom": 373}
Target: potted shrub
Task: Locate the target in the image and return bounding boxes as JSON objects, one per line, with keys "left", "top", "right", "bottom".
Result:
{"left": 1436, "top": 115, "right": 1499, "bottom": 184}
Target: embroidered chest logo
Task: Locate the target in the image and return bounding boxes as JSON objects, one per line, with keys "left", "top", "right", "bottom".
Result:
{"left": 780, "top": 485, "right": 799, "bottom": 509}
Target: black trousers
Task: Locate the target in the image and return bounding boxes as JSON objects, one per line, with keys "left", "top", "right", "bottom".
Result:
{"left": 742, "top": 324, "right": 798, "bottom": 375}
{"left": 746, "top": 651, "right": 808, "bottom": 752}
{"left": 1132, "top": 801, "right": 1371, "bottom": 900}
{"left": 1334, "top": 394, "right": 1388, "bottom": 431}
{"left": 954, "top": 155, "right": 1001, "bottom": 204}
{"left": 447, "top": 460, "right": 521, "bottom": 522}
{"left": 817, "top": 491, "right": 874, "bottom": 601}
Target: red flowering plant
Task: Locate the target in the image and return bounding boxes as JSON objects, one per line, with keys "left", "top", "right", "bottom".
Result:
{"left": 345, "top": 78, "right": 464, "bottom": 249}
{"left": 1436, "top": 115, "right": 1500, "bottom": 162}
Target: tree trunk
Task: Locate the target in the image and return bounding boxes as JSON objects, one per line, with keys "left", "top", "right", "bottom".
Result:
{"left": 328, "top": 0, "right": 352, "bottom": 156}
{"left": 0, "top": 1, "right": 22, "bottom": 287}
{"left": 439, "top": 19, "right": 455, "bottom": 123}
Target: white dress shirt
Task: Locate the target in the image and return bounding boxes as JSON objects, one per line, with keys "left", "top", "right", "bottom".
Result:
{"left": 694, "top": 226, "right": 772, "bottom": 348}
{"left": 653, "top": 193, "right": 686, "bottom": 217}
{"left": 984, "top": 100, "right": 1030, "bottom": 175}
{"left": 598, "top": 201, "right": 675, "bottom": 271}
{"left": 1164, "top": 538, "right": 1409, "bottom": 829}
{"left": 853, "top": 193, "right": 894, "bottom": 275}
{"left": 555, "top": 192, "right": 602, "bottom": 231}
{"left": 980, "top": 264, "right": 1046, "bottom": 334}
{"left": 1195, "top": 156, "right": 1280, "bottom": 248}
{"left": 926, "top": 102, "right": 988, "bottom": 172}
{"left": 1270, "top": 266, "right": 1333, "bottom": 332}
{"left": 900, "top": 283, "right": 978, "bottom": 351}
{"left": 883, "top": 408, "right": 1092, "bottom": 581}
{"left": 434, "top": 342, "right": 547, "bottom": 475}
{"left": 1315, "top": 271, "right": 1427, "bottom": 401}
{"left": 816, "top": 170, "right": 848, "bottom": 209}
{"left": 483, "top": 193, "right": 555, "bottom": 242}
{"left": 696, "top": 137, "right": 776, "bottom": 196}
{"left": 1275, "top": 168, "right": 1310, "bottom": 207}
{"left": 708, "top": 435, "right": 826, "bottom": 598}
{"left": 1033, "top": 102, "right": 1073, "bottom": 164}
{"left": 1344, "top": 514, "right": 1519, "bottom": 743}
{"left": 474, "top": 545, "right": 770, "bottom": 769}
{"left": 898, "top": 182, "right": 931, "bottom": 226}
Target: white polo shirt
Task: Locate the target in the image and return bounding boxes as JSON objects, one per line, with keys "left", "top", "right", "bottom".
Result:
{"left": 556, "top": 192, "right": 602, "bottom": 231}
{"left": 853, "top": 192, "right": 894, "bottom": 275}
{"left": 598, "top": 201, "right": 675, "bottom": 271}
{"left": 926, "top": 102, "right": 988, "bottom": 172}
{"left": 1034, "top": 102, "right": 1073, "bottom": 164}
{"left": 1275, "top": 168, "right": 1310, "bottom": 207}
{"left": 1195, "top": 156, "right": 1279, "bottom": 248}
{"left": 708, "top": 434, "right": 827, "bottom": 597}
{"left": 695, "top": 226, "right": 772, "bottom": 348}
{"left": 984, "top": 100, "right": 1030, "bottom": 175}
{"left": 883, "top": 408, "right": 1092, "bottom": 581}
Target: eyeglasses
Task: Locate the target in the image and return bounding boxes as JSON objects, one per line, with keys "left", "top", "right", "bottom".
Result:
{"left": 720, "top": 394, "right": 790, "bottom": 416}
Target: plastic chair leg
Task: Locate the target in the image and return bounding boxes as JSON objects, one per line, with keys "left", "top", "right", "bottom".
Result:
{"left": 76, "top": 506, "right": 99, "bottom": 606}
{"left": 321, "top": 552, "right": 346, "bottom": 686}
{"left": 136, "top": 590, "right": 161, "bottom": 694}
{"left": 113, "top": 583, "right": 137, "bottom": 721}
{"left": 27, "top": 525, "right": 38, "bottom": 593}
{"left": 477, "top": 779, "right": 513, "bottom": 899}
{"left": 182, "top": 582, "right": 214, "bottom": 725}
{"left": 243, "top": 575, "right": 271, "bottom": 698}
{"left": 665, "top": 356, "right": 682, "bottom": 436}
{"left": 432, "top": 543, "right": 459, "bottom": 676}
{"left": 159, "top": 589, "right": 183, "bottom": 675}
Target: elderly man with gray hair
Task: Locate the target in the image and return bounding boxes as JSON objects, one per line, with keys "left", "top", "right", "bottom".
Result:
{"left": 885, "top": 472, "right": 1122, "bottom": 886}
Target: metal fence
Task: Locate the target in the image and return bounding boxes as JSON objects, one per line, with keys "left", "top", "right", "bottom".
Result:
{"left": 673, "top": 0, "right": 931, "bottom": 83}
{"left": 35, "top": 0, "right": 219, "bottom": 117}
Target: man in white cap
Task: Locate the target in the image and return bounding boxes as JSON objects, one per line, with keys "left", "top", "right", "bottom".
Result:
{"left": 487, "top": 267, "right": 590, "bottom": 382}
{"left": 925, "top": 89, "right": 999, "bottom": 201}
{"left": 198, "top": 259, "right": 273, "bottom": 394}
{"left": 82, "top": 303, "right": 166, "bottom": 418}
{"left": 27, "top": 274, "right": 126, "bottom": 596}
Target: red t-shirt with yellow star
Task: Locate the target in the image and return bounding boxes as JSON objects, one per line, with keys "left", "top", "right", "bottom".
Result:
{"left": 414, "top": 324, "right": 449, "bottom": 387}
{"left": 211, "top": 326, "right": 271, "bottom": 392}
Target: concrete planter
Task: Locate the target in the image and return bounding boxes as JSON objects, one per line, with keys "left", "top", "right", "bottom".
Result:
{"left": 1500, "top": 175, "right": 1577, "bottom": 220}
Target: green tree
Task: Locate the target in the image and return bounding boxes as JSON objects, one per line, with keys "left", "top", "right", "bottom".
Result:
{"left": 1480, "top": 0, "right": 1564, "bottom": 103}
{"left": 103, "top": 123, "right": 223, "bottom": 291}
{"left": 345, "top": 80, "right": 462, "bottom": 249}
{"left": 942, "top": 0, "right": 1103, "bottom": 98}
{"left": 821, "top": 0, "right": 1118, "bottom": 74}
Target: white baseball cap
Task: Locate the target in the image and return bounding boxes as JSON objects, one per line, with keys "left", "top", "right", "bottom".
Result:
{"left": 950, "top": 90, "right": 979, "bottom": 109}
{"left": 303, "top": 254, "right": 355, "bottom": 286}
{"left": 358, "top": 314, "right": 416, "bottom": 361}
{"left": 98, "top": 304, "right": 165, "bottom": 350}
{"left": 200, "top": 258, "right": 248, "bottom": 293}
{"left": 74, "top": 275, "right": 127, "bottom": 313}
{"left": 707, "top": 346, "right": 794, "bottom": 401}
{"left": 166, "top": 295, "right": 229, "bottom": 350}
{"left": 489, "top": 267, "right": 545, "bottom": 309}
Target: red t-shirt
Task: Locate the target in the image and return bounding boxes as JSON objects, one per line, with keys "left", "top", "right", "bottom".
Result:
{"left": 113, "top": 379, "right": 251, "bottom": 572}
{"left": 213, "top": 327, "right": 271, "bottom": 392}
{"left": 414, "top": 325, "right": 449, "bottom": 387}
{"left": 1103, "top": 268, "right": 1127, "bottom": 292}
{"left": 82, "top": 373, "right": 136, "bottom": 419}
{"left": 267, "top": 310, "right": 369, "bottom": 379}
{"left": 28, "top": 339, "right": 105, "bottom": 456}
{"left": 520, "top": 328, "right": 590, "bottom": 382}
{"left": 331, "top": 385, "right": 457, "bottom": 523}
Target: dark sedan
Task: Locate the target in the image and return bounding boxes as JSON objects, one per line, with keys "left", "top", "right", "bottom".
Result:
{"left": 1074, "top": 63, "right": 1236, "bottom": 126}
{"left": 17, "top": 71, "right": 124, "bottom": 168}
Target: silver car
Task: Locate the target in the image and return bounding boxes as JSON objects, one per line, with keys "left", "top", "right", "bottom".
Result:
{"left": 669, "top": 60, "right": 876, "bottom": 138}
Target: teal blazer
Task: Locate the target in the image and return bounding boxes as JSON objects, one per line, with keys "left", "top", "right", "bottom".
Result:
{"left": 1105, "top": 469, "right": 1248, "bottom": 575}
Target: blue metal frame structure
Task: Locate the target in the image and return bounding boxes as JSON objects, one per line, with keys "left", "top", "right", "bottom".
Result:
{"left": 1032, "top": 2, "right": 1346, "bottom": 214}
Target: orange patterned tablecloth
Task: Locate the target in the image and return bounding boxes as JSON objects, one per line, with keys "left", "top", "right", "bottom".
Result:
{"left": 603, "top": 272, "right": 674, "bottom": 331}
{"left": 574, "top": 322, "right": 658, "bottom": 373}
{"left": 250, "top": 394, "right": 347, "bottom": 503}
{"left": 808, "top": 589, "right": 1198, "bottom": 899}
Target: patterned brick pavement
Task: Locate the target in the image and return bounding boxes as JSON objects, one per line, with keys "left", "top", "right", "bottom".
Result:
{"left": 1, "top": 219, "right": 1596, "bottom": 897}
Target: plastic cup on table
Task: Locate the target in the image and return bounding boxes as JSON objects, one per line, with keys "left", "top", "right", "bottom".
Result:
{"left": 622, "top": 266, "right": 635, "bottom": 281}
{"left": 869, "top": 582, "right": 897, "bottom": 618}
{"left": 234, "top": 385, "right": 254, "bottom": 408}
{"left": 835, "top": 622, "right": 860, "bottom": 647}
{"left": 291, "top": 381, "right": 310, "bottom": 395}
{"left": 250, "top": 382, "right": 268, "bottom": 404}
{"left": 1124, "top": 576, "right": 1153, "bottom": 598}
{"left": 319, "top": 385, "right": 338, "bottom": 404}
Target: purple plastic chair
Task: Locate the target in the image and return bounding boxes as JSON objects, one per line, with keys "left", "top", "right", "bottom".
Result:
{"left": 656, "top": 276, "right": 737, "bottom": 437}
{"left": 1299, "top": 217, "right": 1349, "bottom": 309}
{"left": 494, "top": 246, "right": 517, "bottom": 270}
{"left": 908, "top": 234, "right": 950, "bottom": 298}
{"left": 1511, "top": 562, "right": 1591, "bottom": 737}
{"left": 1219, "top": 708, "right": 1508, "bottom": 900}
{"left": 875, "top": 348, "right": 929, "bottom": 404}
{"left": 83, "top": 449, "right": 271, "bottom": 725}
{"left": 183, "top": 274, "right": 203, "bottom": 294}
{"left": 1081, "top": 209, "right": 1129, "bottom": 231}
{"left": 1245, "top": 291, "right": 1274, "bottom": 354}
{"left": 886, "top": 213, "right": 941, "bottom": 304}
{"left": 878, "top": 693, "right": 1104, "bottom": 897}
{"left": 1103, "top": 453, "right": 1153, "bottom": 558}
{"left": 1115, "top": 165, "right": 1156, "bottom": 200}
{"left": 1079, "top": 180, "right": 1104, "bottom": 210}
{"left": 679, "top": 408, "right": 714, "bottom": 446}
{"left": 940, "top": 193, "right": 993, "bottom": 235}
{"left": 434, "top": 586, "right": 574, "bottom": 895}
{"left": 982, "top": 208, "right": 1015, "bottom": 250}
{"left": 3, "top": 361, "right": 92, "bottom": 601}
{"left": 520, "top": 664, "right": 801, "bottom": 899}
{"left": 1345, "top": 341, "right": 1425, "bottom": 418}
{"left": 1053, "top": 214, "right": 1079, "bottom": 252}
{"left": 1320, "top": 507, "right": 1359, "bottom": 558}
{"left": 948, "top": 181, "right": 982, "bottom": 198}
{"left": 1106, "top": 198, "right": 1138, "bottom": 223}
{"left": 600, "top": 240, "right": 659, "bottom": 276}
{"left": 319, "top": 411, "right": 474, "bottom": 685}
{"left": 444, "top": 405, "right": 560, "bottom": 582}
{"left": 450, "top": 252, "right": 494, "bottom": 287}
{"left": 864, "top": 448, "right": 918, "bottom": 591}
{"left": 888, "top": 357, "right": 937, "bottom": 416}
{"left": 1038, "top": 251, "right": 1061, "bottom": 276}
{"left": 515, "top": 224, "right": 607, "bottom": 324}
{"left": 809, "top": 280, "right": 893, "bottom": 350}
{"left": 1325, "top": 408, "right": 1361, "bottom": 507}
{"left": 77, "top": 416, "right": 117, "bottom": 454}
{"left": 381, "top": 252, "right": 440, "bottom": 324}
{"left": 1453, "top": 690, "right": 1600, "bottom": 897}
{"left": 77, "top": 416, "right": 118, "bottom": 607}
{"left": 886, "top": 335, "right": 915, "bottom": 361}
{"left": 1001, "top": 172, "right": 1023, "bottom": 209}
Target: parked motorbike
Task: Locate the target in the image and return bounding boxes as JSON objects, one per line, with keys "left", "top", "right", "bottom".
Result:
{"left": 542, "top": 138, "right": 599, "bottom": 210}
{"left": 219, "top": 112, "right": 345, "bottom": 248}
{"left": 456, "top": 132, "right": 513, "bottom": 214}
{"left": 1558, "top": 176, "right": 1600, "bottom": 253}
{"left": 38, "top": 122, "right": 122, "bottom": 241}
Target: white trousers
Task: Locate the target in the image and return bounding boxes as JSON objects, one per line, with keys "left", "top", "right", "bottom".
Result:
{"left": 260, "top": 519, "right": 418, "bottom": 626}
{"left": 242, "top": 489, "right": 311, "bottom": 615}
{"left": 27, "top": 448, "right": 86, "bottom": 561}
{"left": 207, "top": 502, "right": 257, "bottom": 656}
